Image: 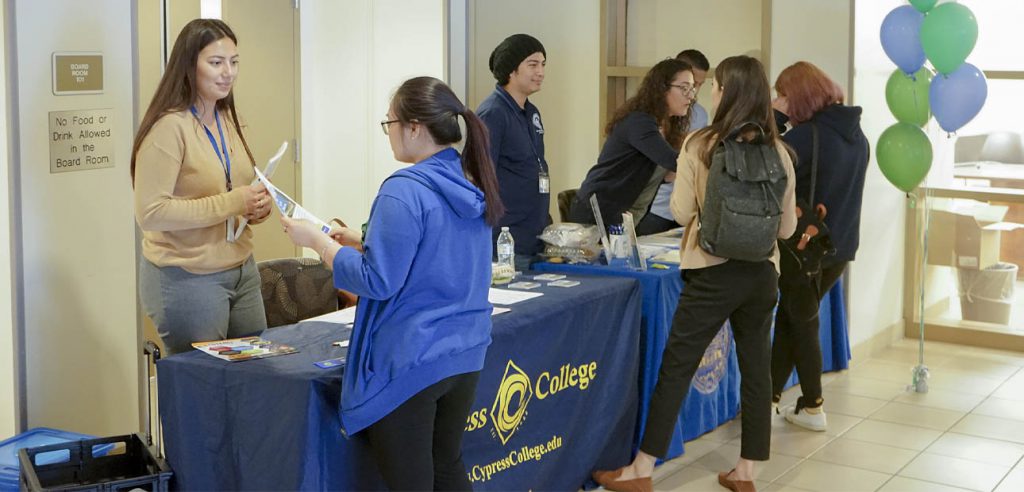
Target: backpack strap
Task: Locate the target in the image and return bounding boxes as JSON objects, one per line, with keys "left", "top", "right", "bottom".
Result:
{"left": 727, "top": 121, "right": 767, "bottom": 143}
{"left": 809, "top": 121, "right": 819, "bottom": 205}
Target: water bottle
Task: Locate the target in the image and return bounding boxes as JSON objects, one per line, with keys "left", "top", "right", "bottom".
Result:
{"left": 497, "top": 227, "right": 515, "bottom": 269}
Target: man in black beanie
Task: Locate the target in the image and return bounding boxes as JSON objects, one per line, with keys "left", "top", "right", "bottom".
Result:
{"left": 477, "top": 33, "right": 548, "bottom": 271}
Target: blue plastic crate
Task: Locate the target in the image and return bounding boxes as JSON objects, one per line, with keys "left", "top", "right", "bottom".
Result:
{"left": 0, "top": 428, "right": 113, "bottom": 491}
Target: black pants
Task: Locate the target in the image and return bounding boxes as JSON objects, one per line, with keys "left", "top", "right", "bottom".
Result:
{"left": 641, "top": 260, "right": 779, "bottom": 461}
{"left": 635, "top": 213, "right": 680, "bottom": 236}
{"left": 770, "top": 261, "right": 847, "bottom": 406}
{"left": 364, "top": 371, "right": 480, "bottom": 491}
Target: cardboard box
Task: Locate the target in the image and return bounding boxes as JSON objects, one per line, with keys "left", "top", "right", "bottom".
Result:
{"left": 926, "top": 199, "right": 1023, "bottom": 270}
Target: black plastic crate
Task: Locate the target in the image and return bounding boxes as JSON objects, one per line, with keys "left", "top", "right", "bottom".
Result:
{"left": 18, "top": 434, "right": 171, "bottom": 492}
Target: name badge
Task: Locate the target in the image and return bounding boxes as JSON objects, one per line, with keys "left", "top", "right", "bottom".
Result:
{"left": 539, "top": 171, "right": 550, "bottom": 195}
{"left": 226, "top": 216, "right": 236, "bottom": 243}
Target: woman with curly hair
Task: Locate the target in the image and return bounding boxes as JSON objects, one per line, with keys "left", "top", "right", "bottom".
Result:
{"left": 568, "top": 58, "right": 694, "bottom": 225}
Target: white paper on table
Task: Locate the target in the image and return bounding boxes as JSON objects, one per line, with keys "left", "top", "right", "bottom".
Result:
{"left": 255, "top": 167, "right": 331, "bottom": 234}
{"left": 638, "top": 244, "right": 671, "bottom": 260}
{"left": 650, "top": 250, "right": 681, "bottom": 264}
{"left": 301, "top": 304, "right": 509, "bottom": 325}
{"left": 300, "top": 306, "right": 357, "bottom": 325}
{"left": 637, "top": 235, "right": 683, "bottom": 248}
{"left": 233, "top": 142, "right": 289, "bottom": 241}
{"left": 488, "top": 288, "right": 543, "bottom": 305}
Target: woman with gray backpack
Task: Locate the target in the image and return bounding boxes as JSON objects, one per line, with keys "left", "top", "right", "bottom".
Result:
{"left": 592, "top": 55, "right": 796, "bottom": 492}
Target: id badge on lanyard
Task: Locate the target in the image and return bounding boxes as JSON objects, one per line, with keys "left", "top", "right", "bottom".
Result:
{"left": 192, "top": 106, "right": 236, "bottom": 242}
{"left": 538, "top": 164, "right": 550, "bottom": 195}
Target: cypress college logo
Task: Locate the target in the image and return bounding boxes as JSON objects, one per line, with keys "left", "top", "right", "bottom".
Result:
{"left": 465, "top": 358, "right": 598, "bottom": 444}
{"left": 491, "top": 360, "right": 533, "bottom": 445}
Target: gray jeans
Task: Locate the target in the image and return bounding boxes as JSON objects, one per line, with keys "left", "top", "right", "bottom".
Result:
{"left": 139, "top": 256, "right": 267, "bottom": 355}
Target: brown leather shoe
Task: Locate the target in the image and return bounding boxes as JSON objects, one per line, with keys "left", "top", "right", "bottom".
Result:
{"left": 592, "top": 467, "right": 653, "bottom": 492}
{"left": 718, "top": 469, "right": 756, "bottom": 492}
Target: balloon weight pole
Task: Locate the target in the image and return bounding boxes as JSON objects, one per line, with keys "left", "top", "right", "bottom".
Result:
{"left": 911, "top": 189, "right": 931, "bottom": 393}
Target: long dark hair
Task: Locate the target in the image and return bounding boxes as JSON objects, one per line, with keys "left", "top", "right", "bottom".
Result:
{"left": 605, "top": 58, "right": 692, "bottom": 150}
{"left": 391, "top": 76, "right": 505, "bottom": 226}
{"left": 690, "top": 55, "right": 783, "bottom": 167}
{"left": 131, "top": 19, "right": 255, "bottom": 183}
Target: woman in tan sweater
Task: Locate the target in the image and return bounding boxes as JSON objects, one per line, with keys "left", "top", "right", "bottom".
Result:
{"left": 132, "top": 19, "right": 271, "bottom": 355}
{"left": 593, "top": 56, "right": 796, "bottom": 492}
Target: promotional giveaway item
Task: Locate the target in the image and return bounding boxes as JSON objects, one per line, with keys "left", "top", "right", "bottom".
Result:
{"left": 192, "top": 336, "right": 298, "bottom": 362}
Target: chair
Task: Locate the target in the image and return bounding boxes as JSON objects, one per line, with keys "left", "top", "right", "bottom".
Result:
{"left": 258, "top": 257, "right": 339, "bottom": 328}
{"left": 955, "top": 132, "right": 1024, "bottom": 164}
{"left": 557, "top": 188, "right": 577, "bottom": 223}
{"left": 980, "top": 131, "right": 1024, "bottom": 164}
{"left": 953, "top": 134, "right": 988, "bottom": 163}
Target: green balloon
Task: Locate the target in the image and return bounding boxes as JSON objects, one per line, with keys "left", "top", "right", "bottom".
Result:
{"left": 910, "top": 0, "right": 937, "bottom": 13}
{"left": 920, "top": 3, "right": 978, "bottom": 75}
{"left": 877, "top": 123, "right": 932, "bottom": 192}
{"left": 885, "top": 68, "right": 932, "bottom": 127}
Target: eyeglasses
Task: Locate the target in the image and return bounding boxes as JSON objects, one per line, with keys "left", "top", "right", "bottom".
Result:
{"left": 669, "top": 84, "right": 698, "bottom": 97}
{"left": 380, "top": 119, "right": 400, "bottom": 135}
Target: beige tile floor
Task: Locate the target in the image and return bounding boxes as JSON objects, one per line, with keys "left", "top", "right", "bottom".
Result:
{"left": 628, "top": 338, "right": 1024, "bottom": 491}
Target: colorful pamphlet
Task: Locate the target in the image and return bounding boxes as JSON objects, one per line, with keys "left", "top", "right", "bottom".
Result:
{"left": 192, "top": 336, "right": 298, "bottom": 362}
{"left": 254, "top": 166, "right": 331, "bottom": 234}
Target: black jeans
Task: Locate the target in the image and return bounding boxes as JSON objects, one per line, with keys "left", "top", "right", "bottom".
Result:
{"left": 364, "top": 371, "right": 480, "bottom": 491}
{"left": 641, "top": 260, "right": 779, "bottom": 461}
{"left": 770, "top": 261, "right": 848, "bottom": 407}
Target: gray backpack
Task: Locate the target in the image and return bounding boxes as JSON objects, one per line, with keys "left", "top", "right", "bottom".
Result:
{"left": 698, "top": 122, "right": 787, "bottom": 262}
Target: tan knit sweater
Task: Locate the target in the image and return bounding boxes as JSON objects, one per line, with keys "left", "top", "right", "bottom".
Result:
{"left": 133, "top": 110, "right": 256, "bottom": 274}
{"left": 670, "top": 133, "right": 797, "bottom": 274}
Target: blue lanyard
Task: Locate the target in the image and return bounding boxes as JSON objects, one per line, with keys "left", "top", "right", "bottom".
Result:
{"left": 519, "top": 109, "right": 547, "bottom": 174}
{"left": 499, "top": 87, "right": 546, "bottom": 174}
{"left": 191, "top": 106, "right": 232, "bottom": 191}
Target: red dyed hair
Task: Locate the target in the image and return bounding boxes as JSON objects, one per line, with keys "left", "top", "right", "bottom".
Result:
{"left": 774, "top": 61, "right": 845, "bottom": 124}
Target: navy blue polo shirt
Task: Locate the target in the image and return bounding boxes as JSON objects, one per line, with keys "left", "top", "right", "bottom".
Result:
{"left": 477, "top": 84, "right": 549, "bottom": 257}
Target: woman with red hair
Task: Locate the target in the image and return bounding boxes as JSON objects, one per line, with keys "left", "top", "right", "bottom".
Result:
{"left": 771, "top": 61, "right": 868, "bottom": 432}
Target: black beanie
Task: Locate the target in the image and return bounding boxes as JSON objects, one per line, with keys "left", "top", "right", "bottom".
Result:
{"left": 488, "top": 34, "right": 546, "bottom": 85}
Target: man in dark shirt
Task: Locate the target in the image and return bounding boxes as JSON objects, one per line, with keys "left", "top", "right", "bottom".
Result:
{"left": 477, "top": 34, "right": 548, "bottom": 270}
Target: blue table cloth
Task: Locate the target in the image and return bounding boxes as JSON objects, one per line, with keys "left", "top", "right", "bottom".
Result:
{"left": 158, "top": 275, "right": 643, "bottom": 491}
{"left": 531, "top": 261, "right": 850, "bottom": 460}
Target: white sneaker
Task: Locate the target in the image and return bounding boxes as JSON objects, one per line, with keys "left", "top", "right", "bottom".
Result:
{"left": 781, "top": 403, "right": 827, "bottom": 432}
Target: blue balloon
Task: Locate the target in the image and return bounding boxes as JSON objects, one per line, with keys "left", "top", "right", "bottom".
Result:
{"left": 880, "top": 5, "right": 926, "bottom": 74}
{"left": 930, "top": 63, "right": 987, "bottom": 133}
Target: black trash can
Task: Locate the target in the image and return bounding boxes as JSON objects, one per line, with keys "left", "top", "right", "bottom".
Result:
{"left": 958, "top": 262, "right": 1018, "bottom": 325}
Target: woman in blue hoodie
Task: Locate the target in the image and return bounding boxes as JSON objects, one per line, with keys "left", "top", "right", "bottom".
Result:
{"left": 770, "top": 62, "right": 868, "bottom": 432}
{"left": 281, "top": 76, "right": 504, "bottom": 491}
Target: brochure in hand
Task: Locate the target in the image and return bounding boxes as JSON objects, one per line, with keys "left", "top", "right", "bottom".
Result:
{"left": 192, "top": 336, "right": 298, "bottom": 362}
{"left": 232, "top": 141, "right": 290, "bottom": 241}
{"left": 254, "top": 166, "right": 331, "bottom": 234}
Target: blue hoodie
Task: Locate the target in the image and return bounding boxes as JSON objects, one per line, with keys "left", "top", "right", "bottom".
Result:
{"left": 332, "top": 148, "right": 493, "bottom": 435}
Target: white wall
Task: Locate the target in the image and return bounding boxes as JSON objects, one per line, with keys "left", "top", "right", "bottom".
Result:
{"left": 468, "top": 0, "right": 600, "bottom": 211}
{"left": 299, "top": 0, "right": 446, "bottom": 229}
{"left": 851, "top": 0, "right": 914, "bottom": 350}
{"left": 625, "top": 0, "right": 762, "bottom": 110}
{"left": 626, "top": 0, "right": 764, "bottom": 66}
{"left": 770, "top": 0, "right": 852, "bottom": 96}
{"left": 0, "top": 3, "right": 16, "bottom": 439}
{"left": 11, "top": 0, "right": 138, "bottom": 435}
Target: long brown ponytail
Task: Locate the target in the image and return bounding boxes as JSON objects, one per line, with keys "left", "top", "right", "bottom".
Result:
{"left": 391, "top": 76, "right": 505, "bottom": 226}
